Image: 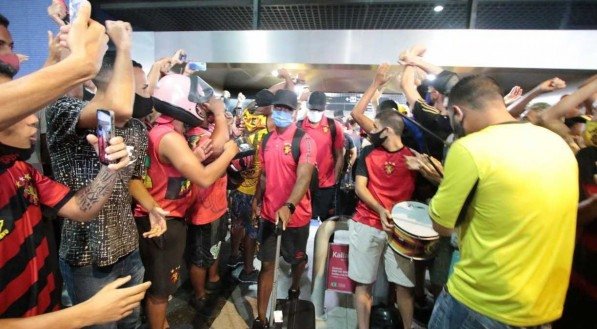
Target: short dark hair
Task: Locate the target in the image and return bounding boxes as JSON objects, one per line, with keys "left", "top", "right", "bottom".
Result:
{"left": 132, "top": 60, "right": 142, "bottom": 69}
{"left": 375, "top": 109, "right": 404, "bottom": 136}
{"left": 448, "top": 75, "right": 504, "bottom": 111}
{"left": 92, "top": 51, "right": 117, "bottom": 91}
{"left": 379, "top": 99, "right": 398, "bottom": 112}
{"left": 0, "top": 14, "right": 9, "bottom": 28}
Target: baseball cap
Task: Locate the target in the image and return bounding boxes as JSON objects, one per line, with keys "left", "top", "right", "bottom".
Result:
{"left": 255, "top": 89, "right": 274, "bottom": 107}
{"left": 272, "top": 89, "right": 298, "bottom": 110}
{"left": 307, "top": 91, "right": 327, "bottom": 111}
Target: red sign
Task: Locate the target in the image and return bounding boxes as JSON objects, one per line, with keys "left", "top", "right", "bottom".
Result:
{"left": 326, "top": 243, "right": 355, "bottom": 293}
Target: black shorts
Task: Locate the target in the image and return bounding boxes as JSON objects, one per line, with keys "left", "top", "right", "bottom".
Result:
{"left": 187, "top": 213, "right": 228, "bottom": 268}
{"left": 136, "top": 216, "right": 187, "bottom": 298}
{"left": 312, "top": 186, "right": 337, "bottom": 220}
{"left": 257, "top": 220, "right": 309, "bottom": 265}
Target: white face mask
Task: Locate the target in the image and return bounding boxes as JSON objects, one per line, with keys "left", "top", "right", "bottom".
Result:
{"left": 307, "top": 110, "right": 324, "bottom": 123}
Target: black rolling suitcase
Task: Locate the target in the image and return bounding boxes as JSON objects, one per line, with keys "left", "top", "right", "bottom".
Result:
{"left": 268, "top": 223, "right": 316, "bottom": 329}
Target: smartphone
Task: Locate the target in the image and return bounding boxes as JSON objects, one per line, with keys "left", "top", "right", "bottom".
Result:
{"left": 69, "top": 0, "right": 83, "bottom": 22}
{"left": 179, "top": 53, "right": 187, "bottom": 62}
{"left": 188, "top": 61, "right": 207, "bottom": 72}
{"left": 96, "top": 109, "right": 115, "bottom": 165}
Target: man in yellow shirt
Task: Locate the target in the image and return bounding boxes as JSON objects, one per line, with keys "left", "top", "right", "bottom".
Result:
{"left": 228, "top": 89, "right": 273, "bottom": 284}
{"left": 428, "top": 75, "right": 577, "bottom": 328}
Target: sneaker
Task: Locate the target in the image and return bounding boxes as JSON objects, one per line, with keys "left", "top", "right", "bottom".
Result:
{"left": 252, "top": 318, "right": 269, "bottom": 329}
{"left": 227, "top": 254, "right": 243, "bottom": 269}
{"left": 189, "top": 296, "right": 212, "bottom": 317}
{"left": 238, "top": 269, "right": 259, "bottom": 284}
{"left": 205, "top": 280, "right": 222, "bottom": 295}
{"left": 288, "top": 288, "right": 300, "bottom": 300}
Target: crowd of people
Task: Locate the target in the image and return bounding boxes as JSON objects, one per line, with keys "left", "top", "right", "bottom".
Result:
{"left": 0, "top": 1, "right": 595, "bottom": 329}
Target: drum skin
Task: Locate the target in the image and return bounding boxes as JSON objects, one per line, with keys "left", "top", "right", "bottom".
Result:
{"left": 388, "top": 201, "right": 440, "bottom": 261}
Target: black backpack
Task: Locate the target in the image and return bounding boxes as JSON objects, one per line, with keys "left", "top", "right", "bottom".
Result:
{"left": 262, "top": 128, "right": 319, "bottom": 192}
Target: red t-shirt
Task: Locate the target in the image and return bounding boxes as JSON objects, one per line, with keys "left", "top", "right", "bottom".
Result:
{"left": 299, "top": 118, "right": 344, "bottom": 188}
{"left": 134, "top": 122, "right": 194, "bottom": 219}
{"left": 353, "top": 146, "right": 416, "bottom": 230}
{"left": 0, "top": 161, "right": 73, "bottom": 317}
{"left": 259, "top": 124, "right": 317, "bottom": 227}
{"left": 186, "top": 126, "right": 228, "bottom": 225}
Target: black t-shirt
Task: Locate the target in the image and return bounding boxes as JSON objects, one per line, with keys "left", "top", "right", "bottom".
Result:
{"left": 412, "top": 99, "right": 452, "bottom": 160}
{"left": 343, "top": 132, "right": 355, "bottom": 151}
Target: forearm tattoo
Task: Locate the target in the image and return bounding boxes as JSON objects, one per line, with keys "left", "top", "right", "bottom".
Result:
{"left": 75, "top": 167, "right": 117, "bottom": 212}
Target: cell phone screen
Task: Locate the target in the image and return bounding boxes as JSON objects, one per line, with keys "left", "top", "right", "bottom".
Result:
{"left": 97, "top": 109, "right": 114, "bottom": 165}
{"left": 69, "top": 0, "right": 82, "bottom": 22}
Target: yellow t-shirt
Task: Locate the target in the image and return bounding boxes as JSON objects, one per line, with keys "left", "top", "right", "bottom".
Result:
{"left": 237, "top": 128, "right": 268, "bottom": 196}
{"left": 429, "top": 122, "right": 577, "bottom": 326}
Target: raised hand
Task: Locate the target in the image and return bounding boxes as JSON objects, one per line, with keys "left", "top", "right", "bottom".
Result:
{"left": 58, "top": 0, "right": 109, "bottom": 75}
{"left": 48, "top": 0, "right": 67, "bottom": 26}
{"left": 374, "top": 63, "right": 392, "bottom": 87}
{"left": 539, "top": 77, "right": 566, "bottom": 92}
{"left": 86, "top": 135, "right": 131, "bottom": 171}
{"left": 105, "top": 20, "right": 133, "bottom": 50}
{"left": 504, "top": 86, "right": 523, "bottom": 105}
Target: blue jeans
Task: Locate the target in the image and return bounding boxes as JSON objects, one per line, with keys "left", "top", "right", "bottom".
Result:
{"left": 429, "top": 289, "right": 552, "bottom": 329}
{"left": 60, "top": 250, "right": 145, "bottom": 329}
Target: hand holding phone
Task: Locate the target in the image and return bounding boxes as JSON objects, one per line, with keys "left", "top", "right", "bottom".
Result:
{"left": 97, "top": 109, "right": 115, "bottom": 165}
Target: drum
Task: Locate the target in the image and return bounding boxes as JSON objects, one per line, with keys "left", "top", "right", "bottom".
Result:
{"left": 388, "top": 201, "right": 439, "bottom": 261}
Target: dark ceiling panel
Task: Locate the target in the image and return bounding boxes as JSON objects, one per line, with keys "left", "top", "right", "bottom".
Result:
{"left": 98, "top": 0, "right": 597, "bottom": 31}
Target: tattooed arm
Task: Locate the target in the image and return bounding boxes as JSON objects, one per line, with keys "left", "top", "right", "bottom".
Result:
{"left": 57, "top": 135, "right": 130, "bottom": 221}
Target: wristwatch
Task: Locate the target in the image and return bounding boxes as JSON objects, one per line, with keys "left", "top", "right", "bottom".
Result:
{"left": 284, "top": 202, "right": 296, "bottom": 214}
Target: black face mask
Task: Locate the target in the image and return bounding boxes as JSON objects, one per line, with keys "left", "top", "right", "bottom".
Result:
{"left": 0, "top": 142, "right": 35, "bottom": 171}
{"left": 368, "top": 128, "right": 387, "bottom": 148}
{"left": 133, "top": 93, "right": 154, "bottom": 119}
{"left": 450, "top": 112, "right": 466, "bottom": 139}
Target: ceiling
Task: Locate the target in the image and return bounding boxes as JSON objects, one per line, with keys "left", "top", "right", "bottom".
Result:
{"left": 95, "top": 0, "right": 597, "bottom": 31}
{"left": 92, "top": 0, "right": 597, "bottom": 95}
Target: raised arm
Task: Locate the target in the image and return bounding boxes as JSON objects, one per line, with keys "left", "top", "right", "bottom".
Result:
{"left": 541, "top": 75, "right": 597, "bottom": 123}
{"left": 57, "top": 135, "right": 130, "bottom": 221}
{"left": 202, "top": 98, "right": 229, "bottom": 158}
{"left": 507, "top": 77, "right": 566, "bottom": 118}
{"left": 400, "top": 65, "right": 423, "bottom": 108}
{"left": 351, "top": 63, "right": 392, "bottom": 133}
{"left": 268, "top": 68, "right": 295, "bottom": 93}
{"left": 78, "top": 21, "right": 134, "bottom": 128}
{"left": 0, "top": 1, "right": 107, "bottom": 130}
{"left": 160, "top": 132, "right": 239, "bottom": 188}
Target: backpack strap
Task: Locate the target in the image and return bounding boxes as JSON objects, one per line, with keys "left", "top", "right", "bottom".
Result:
{"left": 291, "top": 128, "right": 305, "bottom": 164}
{"left": 261, "top": 131, "right": 273, "bottom": 161}
{"left": 327, "top": 117, "right": 336, "bottom": 150}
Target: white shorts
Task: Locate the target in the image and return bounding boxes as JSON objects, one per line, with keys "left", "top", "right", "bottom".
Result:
{"left": 348, "top": 219, "right": 414, "bottom": 287}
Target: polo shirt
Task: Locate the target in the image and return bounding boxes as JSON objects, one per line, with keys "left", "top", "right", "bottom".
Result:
{"left": 186, "top": 126, "right": 228, "bottom": 225}
{"left": 429, "top": 122, "right": 577, "bottom": 326}
{"left": 299, "top": 118, "right": 344, "bottom": 188}
{"left": 0, "top": 161, "right": 73, "bottom": 317}
{"left": 259, "top": 123, "right": 317, "bottom": 227}
{"left": 353, "top": 145, "right": 416, "bottom": 230}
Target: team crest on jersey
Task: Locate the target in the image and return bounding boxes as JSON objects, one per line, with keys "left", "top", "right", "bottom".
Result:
{"left": 384, "top": 161, "right": 396, "bottom": 175}
{"left": 283, "top": 143, "right": 292, "bottom": 155}
{"left": 323, "top": 125, "right": 329, "bottom": 133}
{"left": 0, "top": 219, "right": 10, "bottom": 240}
{"left": 15, "top": 174, "right": 39, "bottom": 205}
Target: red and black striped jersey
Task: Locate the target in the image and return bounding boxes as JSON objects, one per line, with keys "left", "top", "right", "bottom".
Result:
{"left": 0, "top": 161, "right": 73, "bottom": 318}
